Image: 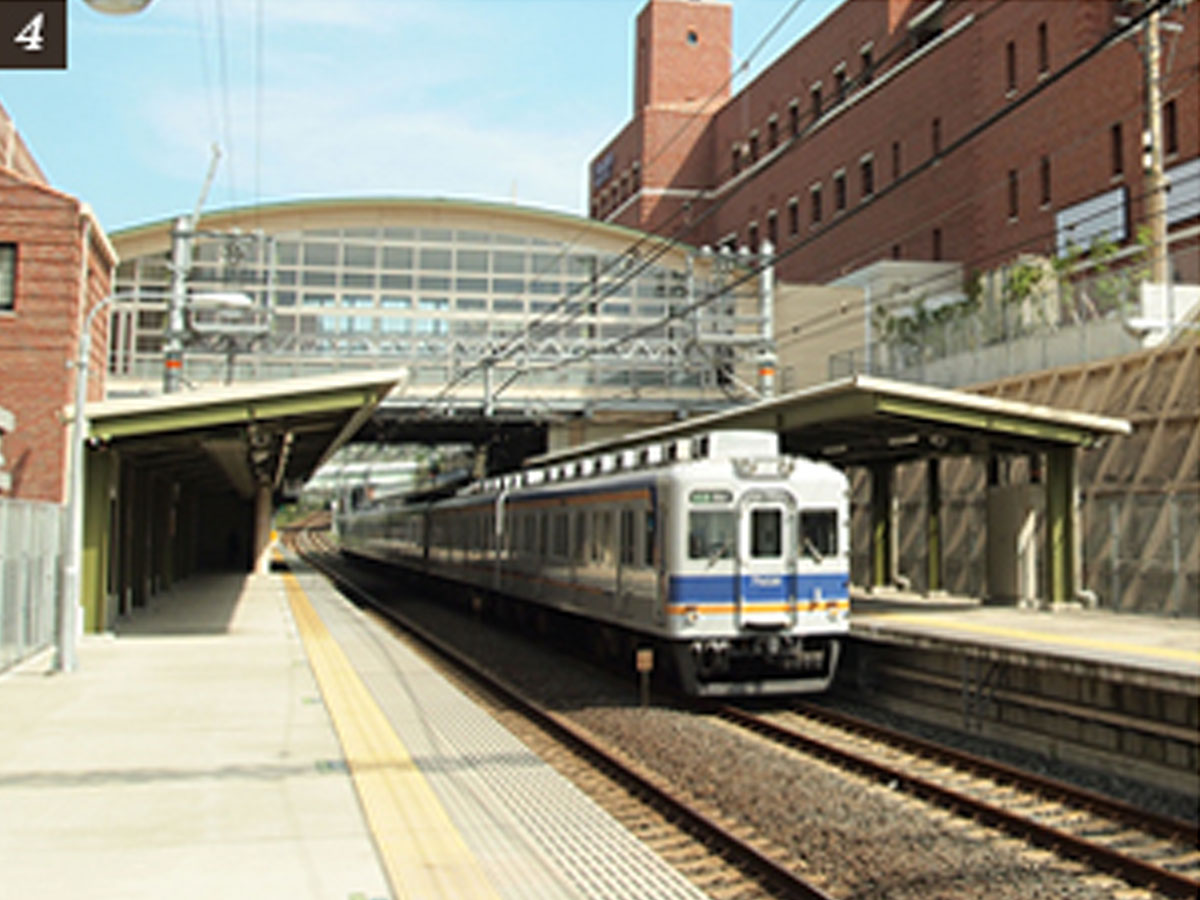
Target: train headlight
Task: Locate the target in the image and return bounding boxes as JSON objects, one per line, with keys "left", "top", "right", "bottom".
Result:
{"left": 686, "top": 606, "right": 700, "bottom": 625}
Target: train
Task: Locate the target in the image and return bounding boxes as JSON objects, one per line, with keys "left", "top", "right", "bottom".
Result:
{"left": 335, "top": 429, "right": 850, "bottom": 696}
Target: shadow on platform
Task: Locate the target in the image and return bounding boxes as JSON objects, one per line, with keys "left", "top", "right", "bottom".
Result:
{"left": 114, "top": 573, "right": 249, "bottom": 636}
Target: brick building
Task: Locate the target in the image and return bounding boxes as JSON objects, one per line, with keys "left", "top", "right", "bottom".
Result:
{"left": 0, "top": 102, "right": 117, "bottom": 502}
{"left": 589, "top": 0, "right": 1199, "bottom": 287}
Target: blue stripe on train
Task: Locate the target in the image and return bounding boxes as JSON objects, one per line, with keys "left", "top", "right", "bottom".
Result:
{"left": 669, "top": 573, "right": 849, "bottom": 607}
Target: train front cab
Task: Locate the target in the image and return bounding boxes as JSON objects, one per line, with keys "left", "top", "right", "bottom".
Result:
{"left": 669, "top": 465, "right": 849, "bottom": 697}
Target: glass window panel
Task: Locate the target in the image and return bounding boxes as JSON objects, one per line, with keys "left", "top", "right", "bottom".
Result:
{"left": 751, "top": 509, "right": 782, "bottom": 558}
{"left": 531, "top": 253, "right": 563, "bottom": 275}
{"left": 493, "top": 299, "right": 524, "bottom": 313}
{"left": 344, "top": 227, "right": 378, "bottom": 239}
{"left": 456, "top": 277, "right": 488, "bottom": 292}
{"left": 382, "top": 247, "right": 413, "bottom": 270}
{"left": 343, "top": 245, "right": 376, "bottom": 268}
{"left": 419, "top": 228, "right": 452, "bottom": 242}
{"left": 494, "top": 233, "right": 527, "bottom": 246}
{"left": 456, "top": 230, "right": 491, "bottom": 243}
{"left": 303, "top": 293, "right": 335, "bottom": 306}
{"left": 419, "top": 275, "right": 451, "bottom": 291}
{"left": 343, "top": 294, "right": 374, "bottom": 308}
{"left": 302, "top": 270, "right": 336, "bottom": 286}
{"left": 380, "top": 316, "right": 411, "bottom": 333}
{"left": 530, "top": 280, "right": 561, "bottom": 294}
{"left": 419, "top": 248, "right": 452, "bottom": 270}
{"left": 688, "top": 511, "right": 735, "bottom": 560}
{"left": 456, "top": 249, "right": 489, "bottom": 272}
{"left": 274, "top": 270, "right": 297, "bottom": 285}
{"left": 418, "top": 297, "right": 449, "bottom": 310}
{"left": 456, "top": 297, "right": 487, "bottom": 311}
{"left": 493, "top": 251, "right": 525, "bottom": 273}
{"left": 380, "top": 295, "right": 411, "bottom": 309}
{"left": 800, "top": 510, "right": 837, "bottom": 558}
{"left": 275, "top": 242, "right": 299, "bottom": 265}
{"left": 303, "top": 243, "right": 338, "bottom": 266}
{"left": 383, "top": 227, "right": 415, "bottom": 240}
{"left": 530, "top": 301, "right": 556, "bottom": 313}
{"left": 273, "top": 290, "right": 296, "bottom": 306}
{"left": 381, "top": 273, "right": 413, "bottom": 290}
{"left": 341, "top": 272, "right": 375, "bottom": 288}
{"left": 351, "top": 315, "right": 375, "bottom": 333}
{"left": 493, "top": 278, "right": 524, "bottom": 294}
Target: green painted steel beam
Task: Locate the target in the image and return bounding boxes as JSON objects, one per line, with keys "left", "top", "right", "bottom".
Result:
{"left": 873, "top": 395, "right": 1100, "bottom": 447}
{"left": 89, "top": 388, "right": 382, "bottom": 441}
{"left": 1046, "top": 446, "right": 1076, "bottom": 606}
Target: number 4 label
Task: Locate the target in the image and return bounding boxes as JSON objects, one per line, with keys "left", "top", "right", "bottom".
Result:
{"left": 0, "top": 3, "right": 66, "bottom": 69}
{"left": 15, "top": 12, "right": 45, "bottom": 52}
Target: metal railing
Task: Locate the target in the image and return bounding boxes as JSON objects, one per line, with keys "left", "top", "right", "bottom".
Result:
{"left": 0, "top": 499, "right": 63, "bottom": 672}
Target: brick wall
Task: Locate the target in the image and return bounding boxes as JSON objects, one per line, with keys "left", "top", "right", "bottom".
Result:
{"left": 0, "top": 169, "right": 115, "bottom": 503}
{"left": 592, "top": 0, "right": 1200, "bottom": 286}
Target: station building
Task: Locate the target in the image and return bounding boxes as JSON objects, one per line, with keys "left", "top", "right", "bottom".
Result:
{"left": 590, "top": 0, "right": 1199, "bottom": 289}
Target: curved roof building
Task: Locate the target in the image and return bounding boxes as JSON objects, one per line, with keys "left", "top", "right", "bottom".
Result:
{"left": 109, "top": 197, "right": 766, "bottom": 417}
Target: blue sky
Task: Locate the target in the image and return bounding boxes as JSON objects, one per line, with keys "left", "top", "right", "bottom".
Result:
{"left": 1, "top": 0, "right": 839, "bottom": 233}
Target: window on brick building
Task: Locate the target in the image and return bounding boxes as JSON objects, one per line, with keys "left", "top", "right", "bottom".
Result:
{"left": 860, "top": 155, "right": 875, "bottom": 199}
{"left": 789, "top": 101, "right": 800, "bottom": 137}
{"left": 810, "top": 184, "right": 823, "bottom": 225}
{"left": 0, "top": 244, "right": 14, "bottom": 311}
{"left": 732, "top": 145, "right": 741, "bottom": 175}
{"left": 1164, "top": 99, "right": 1178, "bottom": 156}
{"left": 767, "top": 210, "right": 778, "bottom": 247}
{"left": 632, "top": 164, "right": 641, "bottom": 191}
{"left": 1110, "top": 122, "right": 1123, "bottom": 177}
{"left": 861, "top": 44, "right": 874, "bottom": 84}
{"left": 910, "top": 1, "right": 944, "bottom": 48}
{"left": 811, "top": 83, "right": 822, "bottom": 119}
{"left": 1037, "top": 22, "right": 1049, "bottom": 75}
{"left": 834, "top": 64, "right": 847, "bottom": 103}
{"left": 892, "top": 243, "right": 902, "bottom": 260}
{"left": 932, "top": 228, "right": 942, "bottom": 261}
{"left": 768, "top": 118, "right": 778, "bottom": 150}
{"left": 892, "top": 141, "right": 901, "bottom": 180}
{"left": 749, "top": 132, "right": 759, "bottom": 163}
{"left": 932, "top": 117, "right": 941, "bottom": 155}
{"left": 748, "top": 222, "right": 759, "bottom": 251}
{"left": 1007, "top": 169, "right": 1019, "bottom": 219}
{"left": 788, "top": 198, "right": 799, "bottom": 236}
{"left": 1005, "top": 40, "right": 1016, "bottom": 95}
{"left": 834, "top": 170, "right": 847, "bottom": 212}
{"left": 1040, "top": 155, "right": 1051, "bottom": 206}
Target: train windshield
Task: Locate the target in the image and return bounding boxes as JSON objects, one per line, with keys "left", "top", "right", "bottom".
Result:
{"left": 800, "top": 509, "right": 838, "bottom": 561}
{"left": 750, "top": 508, "right": 783, "bottom": 558}
{"left": 688, "top": 510, "right": 735, "bottom": 560}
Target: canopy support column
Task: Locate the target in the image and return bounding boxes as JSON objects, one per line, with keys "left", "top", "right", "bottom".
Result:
{"left": 1045, "top": 446, "right": 1077, "bottom": 607}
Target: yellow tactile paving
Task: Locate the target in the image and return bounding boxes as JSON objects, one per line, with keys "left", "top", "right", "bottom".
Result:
{"left": 283, "top": 573, "right": 500, "bottom": 900}
{"left": 870, "top": 612, "right": 1200, "bottom": 666}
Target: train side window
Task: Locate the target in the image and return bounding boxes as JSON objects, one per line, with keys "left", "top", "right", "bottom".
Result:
{"left": 800, "top": 509, "right": 838, "bottom": 560}
{"left": 750, "top": 509, "right": 782, "bottom": 558}
{"left": 688, "top": 511, "right": 735, "bottom": 560}
{"left": 593, "top": 510, "right": 613, "bottom": 564}
{"left": 539, "top": 514, "right": 549, "bottom": 558}
{"left": 552, "top": 512, "right": 569, "bottom": 559}
{"left": 643, "top": 510, "right": 656, "bottom": 567}
{"left": 573, "top": 510, "right": 588, "bottom": 562}
{"left": 619, "top": 509, "right": 636, "bottom": 565}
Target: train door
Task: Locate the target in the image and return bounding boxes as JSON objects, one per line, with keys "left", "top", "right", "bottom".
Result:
{"left": 735, "top": 491, "right": 797, "bottom": 629}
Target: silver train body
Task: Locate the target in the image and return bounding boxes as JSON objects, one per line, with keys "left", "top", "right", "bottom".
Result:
{"left": 336, "top": 430, "right": 850, "bottom": 696}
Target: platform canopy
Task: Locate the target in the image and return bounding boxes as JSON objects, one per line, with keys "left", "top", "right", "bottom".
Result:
{"left": 531, "top": 374, "right": 1132, "bottom": 467}
{"left": 81, "top": 369, "right": 407, "bottom": 499}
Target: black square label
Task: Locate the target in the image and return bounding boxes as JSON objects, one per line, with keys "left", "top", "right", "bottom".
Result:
{"left": 0, "top": 2, "right": 66, "bottom": 70}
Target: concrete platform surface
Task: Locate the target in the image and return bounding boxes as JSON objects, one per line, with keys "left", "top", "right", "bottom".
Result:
{"left": 0, "top": 573, "right": 391, "bottom": 900}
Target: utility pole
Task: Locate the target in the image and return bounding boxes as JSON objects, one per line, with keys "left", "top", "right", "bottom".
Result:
{"left": 163, "top": 145, "right": 222, "bottom": 393}
{"left": 1143, "top": 1, "right": 1169, "bottom": 287}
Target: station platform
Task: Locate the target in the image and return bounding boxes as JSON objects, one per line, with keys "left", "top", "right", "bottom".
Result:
{"left": 850, "top": 591, "right": 1200, "bottom": 694}
{"left": 0, "top": 555, "right": 707, "bottom": 900}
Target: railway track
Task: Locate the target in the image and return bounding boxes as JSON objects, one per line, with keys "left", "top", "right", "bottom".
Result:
{"left": 287, "top": 528, "right": 836, "bottom": 900}
{"left": 290, "top": 528, "right": 1200, "bottom": 898}
{"left": 711, "top": 699, "right": 1200, "bottom": 897}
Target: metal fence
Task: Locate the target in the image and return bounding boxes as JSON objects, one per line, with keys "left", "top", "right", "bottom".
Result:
{"left": 1, "top": 499, "right": 63, "bottom": 672}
